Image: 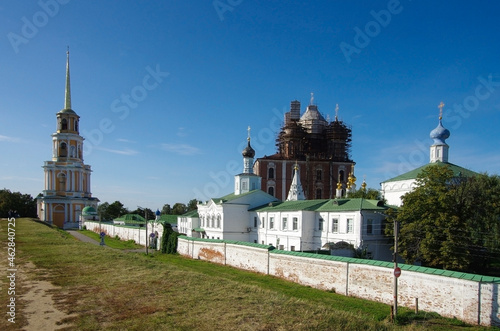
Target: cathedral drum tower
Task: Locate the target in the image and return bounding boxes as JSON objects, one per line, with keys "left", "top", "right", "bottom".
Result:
{"left": 36, "top": 51, "right": 99, "bottom": 229}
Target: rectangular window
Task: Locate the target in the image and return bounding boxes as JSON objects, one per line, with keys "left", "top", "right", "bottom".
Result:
{"left": 316, "top": 169, "right": 322, "bottom": 180}
{"left": 332, "top": 219, "right": 338, "bottom": 233}
{"left": 282, "top": 217, "right": 288, "bottom": 230}
{"left": 380, "top": 220, "right": 386, "bottom": 235}
{"left": 254, "top": 216, "right": 257, "bottom": 228}
{"left": 290, "top": 246, "right": 295, "bottom": 251}
{"left": 347, "top": 218, "right": 353, "bottom": 233}
{"left": 261, "top": 217, "right": 265, "bottom": 228}
{"left": 319, "top": 218, "right": 324, "bottom": 231}
{"left": 367, "top": 219, "right": 373, "bottom": 235}
{"left": 293, "top": 217, "right": 298, "bottom": 230}
{"left": 270, "top": 217, "right": 274, "bottom": 229}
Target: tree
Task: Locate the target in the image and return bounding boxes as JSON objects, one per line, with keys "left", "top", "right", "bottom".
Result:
{"left": 171, "top": 203, "right": 187, "bottom": 215}
{"left": 187, "top": 199, "right": 198, "bottom": 212}
{"left": 161, "top": 222, "right": 178, "bottom": 254}
{"left": 388, "top": 165, "right": 500, "bottom": 273}
{"left": 347, "top": 187, "right": 384, "bottom": 200}
{"left": 130, "top": 207, "right": 154, "bottom": 219}
{"left": 0, "top": 189, "right": 37, "bottom": 218}
{"left": 97, "top": 202, "right": 110, "bottom": 220}
{"left": 161, "top": 204, "right": 171, "bottom": 215}
{"left": 104, "top": 201, "right": 129, "bottom": 220}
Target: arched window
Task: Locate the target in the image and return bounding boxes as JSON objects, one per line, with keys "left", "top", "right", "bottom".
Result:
{"left": 339, "top": 170, "right": 345, "bottom": 182}
{"left": 74, "top": 120, "right": 78, "bottom": 132}
{"left": 268, "top": 167, "right": 274, "bottom": 179}
{"left": 217, "top": 214, "right": 221, "bottom": 228}
{"left": 268, "top": 186, "right": 274, "bottom": 196}
{"left": 59, "top": 142, "right": 67, "bottom": 157}
{"left": 61, "top": 118, "right": 68, "bottom": 130}
{"left": 57, "top": 173, "right": 66, "bottom": 191}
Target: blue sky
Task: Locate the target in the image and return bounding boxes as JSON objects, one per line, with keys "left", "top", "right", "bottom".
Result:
{"left": 1, "top": 1, "right": 500, "bottom": 210}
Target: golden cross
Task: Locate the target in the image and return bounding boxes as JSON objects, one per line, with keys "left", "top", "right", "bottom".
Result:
{"left": 438, "top": 101, "right": 445, "bottom": 120}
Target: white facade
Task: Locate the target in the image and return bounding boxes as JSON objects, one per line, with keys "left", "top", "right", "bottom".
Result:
{"left": 381, "top": 179, "right": 417, "bottom": 207}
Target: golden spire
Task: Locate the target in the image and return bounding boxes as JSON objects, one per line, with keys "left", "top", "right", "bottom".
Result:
{"left": 65, "top": 47, "right": 71, "bottom": 110}
{"left": 438, "top": 101, "right": 444, "bottom": 120}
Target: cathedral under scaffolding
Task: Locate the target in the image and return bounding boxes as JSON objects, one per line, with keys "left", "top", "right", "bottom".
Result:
{"left": 254, "top": 97, "right": 355, "bottom": 201}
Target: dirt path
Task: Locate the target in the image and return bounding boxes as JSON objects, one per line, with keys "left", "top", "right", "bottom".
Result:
{"left": 17, "top": 262, "right": 77, "bottom": 331}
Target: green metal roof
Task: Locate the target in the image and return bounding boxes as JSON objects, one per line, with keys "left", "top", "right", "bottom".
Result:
{"left": 316, "top": 199, "right": 389, "bottom": 212}
{"left": 212, "top": 190, "right": 260, "bottom": 204}
{"left": 251, "top": 199, "right": 330, "bottom": 212}
{"left": 181, "top": 209, "right": 199, "bottom": 218}
{"left": 383, "top": 161, "right": 477, "bottom": 183}
{"left": 250, "top": 198, "right": 389, "bottom": 212}
{"left": 156, "top": 214, "right": 179, "bottom": 224}
{"left": 81, "top": 206, "right": 97, "bottom": 216}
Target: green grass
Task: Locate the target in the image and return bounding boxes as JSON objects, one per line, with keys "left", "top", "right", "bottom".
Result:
{"left": 77, "top": 229, "right": 144, "bottom": 249}
{"left": 0, "top": 218, "right": 494, "bottom": 331}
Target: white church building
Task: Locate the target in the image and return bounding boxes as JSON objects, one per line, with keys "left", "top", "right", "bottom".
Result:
{"left": 381, "top": 102, "right": 477, "bottom": 206}
{"left": 179, "top": 129, "right": 394, "bottom": 261}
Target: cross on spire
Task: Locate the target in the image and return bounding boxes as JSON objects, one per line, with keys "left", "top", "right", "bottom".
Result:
{"left": 335, "top": 104, "right": 339, "bottom": 120}
{"left": 310, "top": 92, "right": 314, "bottom": 105}
{"left": 247, "top": 126, "right": 251, "bottom": 141}
{"left": 438, "top": 101, "right": 445, "bottom": 120}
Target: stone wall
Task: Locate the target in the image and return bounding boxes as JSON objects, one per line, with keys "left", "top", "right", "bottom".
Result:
{"left": 84, "top": 221, "right": 163, "bottom": 249}
{"left": 178, "top": 236, "right": 500, "bottom": 327}
{"left": 79, "top": 223, "right": 500, "bottom": 326}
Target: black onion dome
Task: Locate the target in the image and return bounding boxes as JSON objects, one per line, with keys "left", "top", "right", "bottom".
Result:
{"left": 242, "top": 140, "right": 255, "bottom": 158}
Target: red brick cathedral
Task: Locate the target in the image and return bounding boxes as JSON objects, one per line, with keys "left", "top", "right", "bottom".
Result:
{"left": 254, "top": 96, "right": 355, "bottom": 200}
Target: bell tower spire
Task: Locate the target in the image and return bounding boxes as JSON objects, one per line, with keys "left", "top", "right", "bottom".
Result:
{"left": 64, "top": 47, "right": 72, "bottom": 110}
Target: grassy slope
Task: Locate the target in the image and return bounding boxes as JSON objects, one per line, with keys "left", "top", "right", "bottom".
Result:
{"left": 0, "top": 218, "right": 493, "bottom": 331}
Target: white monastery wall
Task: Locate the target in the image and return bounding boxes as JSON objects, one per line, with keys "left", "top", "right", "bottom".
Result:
{"left": 81, "top": 223, "right": 500, "bottom": 326}
{"left": 177, "top": 236, "right": 500, "bottom": 327}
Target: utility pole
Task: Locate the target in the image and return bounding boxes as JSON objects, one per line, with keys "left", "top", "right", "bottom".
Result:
{"left": 138, "top": 206, "right": 149, "bottom": 255}
{"left": 393, "top": 220, "right": 400, "bottom": 319}
{"left": 145, "top": 208, "right": 148, "bottom": 255}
